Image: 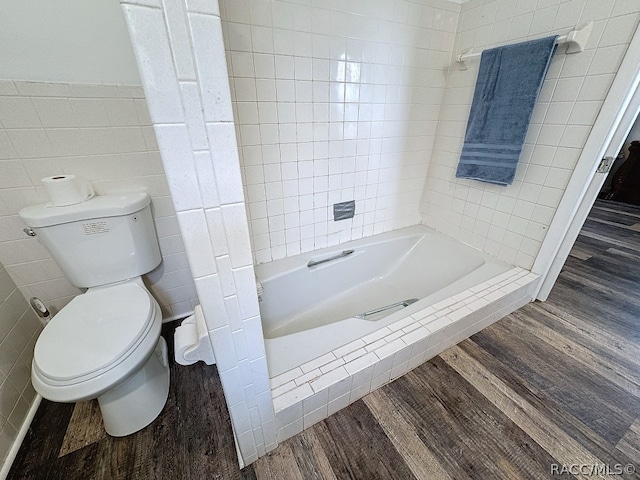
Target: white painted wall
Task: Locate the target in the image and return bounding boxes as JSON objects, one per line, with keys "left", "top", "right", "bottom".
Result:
{"left": 0, "top": 0, "right": 140, "bottom": 85}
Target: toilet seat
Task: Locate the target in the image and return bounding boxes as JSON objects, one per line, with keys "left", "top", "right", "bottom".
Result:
{"left": 32, "top": 281, "right": 162, "bottom": 403}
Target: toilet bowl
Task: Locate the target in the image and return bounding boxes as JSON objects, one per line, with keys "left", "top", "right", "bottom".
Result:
{"left": 19, "top": 192, "right": 170, "bottom": 436}
{"left": 32, "top": 278, "right": 170, "bottom": 436}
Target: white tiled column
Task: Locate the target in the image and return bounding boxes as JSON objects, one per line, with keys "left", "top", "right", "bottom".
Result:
{"left": 119, "top": 0, "right": 276, "bottom": 465}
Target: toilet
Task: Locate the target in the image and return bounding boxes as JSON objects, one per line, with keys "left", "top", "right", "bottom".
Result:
{"left": 19, "top": 192, "right": 170, "bottom": 437}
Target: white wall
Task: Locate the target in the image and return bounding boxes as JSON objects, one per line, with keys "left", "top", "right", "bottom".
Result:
{"left": 220, "top": 0, "right": 460, "bottom": 264}
{"left": 420, "top": 0, "right": 640, "bottom": 269}
{"left": 0, "top": 0, "right": 141, "bottom": 85}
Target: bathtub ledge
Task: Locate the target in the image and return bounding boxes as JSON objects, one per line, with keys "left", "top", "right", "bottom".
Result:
{"left": 272, "top": 267, "right": 540, "bottom": 443}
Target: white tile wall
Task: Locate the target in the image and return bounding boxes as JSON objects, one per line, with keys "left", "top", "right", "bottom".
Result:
{"left": 0, "top": 261, "right": 41, "bottom": 471}
{"left": 219, "top": 0, "right": 461, "bottom": 263}
{"left": 420, "top": 0, "right": 640, "bottom": 269}
{"left": 121, "top": 0, "right": 276, "bottom": 466}
{"left": 0, "top": 81, "right": 198, "bottom": 320}
{"left": 272, "top": 267, "right": 540, "bottom": 442}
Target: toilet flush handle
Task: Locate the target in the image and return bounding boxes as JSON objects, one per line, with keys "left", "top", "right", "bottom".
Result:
{"left": 23, "top": 228, "right": 36, "bottom": 237}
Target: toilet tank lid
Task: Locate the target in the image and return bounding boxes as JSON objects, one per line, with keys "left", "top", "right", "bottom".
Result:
{"left": 19, "top": 192, "right": 151, "bottom": 227}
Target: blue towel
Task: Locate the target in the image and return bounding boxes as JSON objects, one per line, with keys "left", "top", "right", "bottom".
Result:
{"left": 456, "top": 36, "right": 558, "bottom": 185}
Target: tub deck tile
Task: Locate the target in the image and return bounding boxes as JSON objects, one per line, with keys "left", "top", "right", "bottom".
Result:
{"left": 361, "top": 327, "right": 392, "bottom": 345}
{"left": 273, "top": 383, "right": 314, "bottom": 412}
{"left": 410, "top": 305, "right": 436, "bottom": 321}
{"left": 424, "top": 316, "right": 451, "bottom": 332}
{"left": 364, "top": 338, "right": 387, "bottom": 353}
{"left": 389, "top": 315, "right": 417, "bottom": 331}
{"left": 419, "top": 314, "right": 438, "bottom": 325}
{"left": 331, "top": 338, "right": 365, "bottom": 358}
{"left": 309, "top": 367, "right": 350, "bottom": 393}
{"left": 451, "top": 289, "right": 474, "bottom": 302}
{"left": 447, "top": 305, "right": 473, "bottom": 322}
{"left": 400, "top": 327, "right": 430, "bottom": 346}
{"left": 470, "top": 281, "right": 491, "bottom": 293}
{"left": 271, "top": 380, "right": 298, "bottom": 398}
{"left": 299, "top": 353, "right": 336, "bottom": 374}
{"left": 318, "top": 358, "right": 345, "bottom": 374}
{"left": 400, "top": 320, "right": 422, "bottom": 334}
{"left": 270, "top": 367, "right": 303, "bottom": 389}
{"left": 434, "top": 306, "right": 452, "bottom": 317}
{"left": 341, "top": 347, "right": 367, "bottom": 363}
{"left": 484, "top": 289, "right": 507, "bottom": 302}
{"left": 373, "top": 338, "right": 405, "bottom": 360}
{"left": 344, "top": 352, "right": 378, "bottom": 376}
{"left": 465, "top": 296, "right": 489, "bottom": 309}
{"left": 294, "top": 369, "right": 322, "bottom": 386}
{"left": 500, "top": 282, "right": 522, "bottom": 294}
{"left": 431, "top": 297, "right": 457, "bottom": 311}
{"left": 462, "top": 294, "right": 481, "bottom": 305}
{"left": 383, "top": 329, "right": 404, "bottom": 343}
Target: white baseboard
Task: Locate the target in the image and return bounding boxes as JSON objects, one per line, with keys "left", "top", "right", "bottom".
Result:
{"left": 0, "top": 394, "right": 42, "bottom": 480}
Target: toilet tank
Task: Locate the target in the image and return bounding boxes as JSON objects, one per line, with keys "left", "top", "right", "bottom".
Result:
{"left": 19, "top": 192, "right": 161, "bottom": 288}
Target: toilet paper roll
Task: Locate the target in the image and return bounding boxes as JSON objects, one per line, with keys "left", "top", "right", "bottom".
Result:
{"left": 42, "top": 175, "right": 94, "bottom": 206}
{"left": 174, "top": 322, "right": 199, "bottom": 366}
{"left": 174, "top": 305, "right": 216, "bottom": 366}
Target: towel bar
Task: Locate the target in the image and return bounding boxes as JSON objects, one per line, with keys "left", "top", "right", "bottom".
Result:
{"left": 457, "top": 22, "right": 593, "bottom": 70}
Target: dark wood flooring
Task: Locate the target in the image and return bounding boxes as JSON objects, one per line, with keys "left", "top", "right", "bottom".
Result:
{"left": 9, "top": 199, "right": 640, "bottom": 479}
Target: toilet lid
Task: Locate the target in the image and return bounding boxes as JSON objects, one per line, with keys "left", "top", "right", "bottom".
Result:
{"left": 34, "top": 282, "right": 155, "bottom": 382}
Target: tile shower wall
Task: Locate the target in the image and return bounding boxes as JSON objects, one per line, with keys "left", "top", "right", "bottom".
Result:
{"left": 121, "top": 0, "right": 276, "bottom": 465}
{"left": 420, "top": 0, "right": 640, "bottom": 269}
{"left": 219, "top": 0, "right": 460, "bottom": 263}
{"left": 0, "top": 260, "right": 41, "bottom": 469}
{"left": 0, "top": 80, "right": 198, "bottom": 320}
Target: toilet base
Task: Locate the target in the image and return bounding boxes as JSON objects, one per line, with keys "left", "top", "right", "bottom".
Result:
{"left": 98, "top": 336, "right": 170, "bottom": 437}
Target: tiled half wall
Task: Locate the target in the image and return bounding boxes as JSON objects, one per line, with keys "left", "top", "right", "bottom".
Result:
{"left": 271, "top": 267, "right": 539, "bottom": 442}
{"left": 120, "top": 0, "right": 277, "bottom": 466}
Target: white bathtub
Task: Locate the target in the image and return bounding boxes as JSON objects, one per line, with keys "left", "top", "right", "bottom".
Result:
{"left": 256, "top": 225, "right": 512, "bottom": 377}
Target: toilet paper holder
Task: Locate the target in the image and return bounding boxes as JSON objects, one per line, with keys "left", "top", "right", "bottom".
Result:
{"left": 174, "top": 305, "right": 216, "bottom": 366}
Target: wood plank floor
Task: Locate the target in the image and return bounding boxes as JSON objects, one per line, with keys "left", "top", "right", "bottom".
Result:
{"left": 8, "top": 199, "right": 640, "bottom": 479}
